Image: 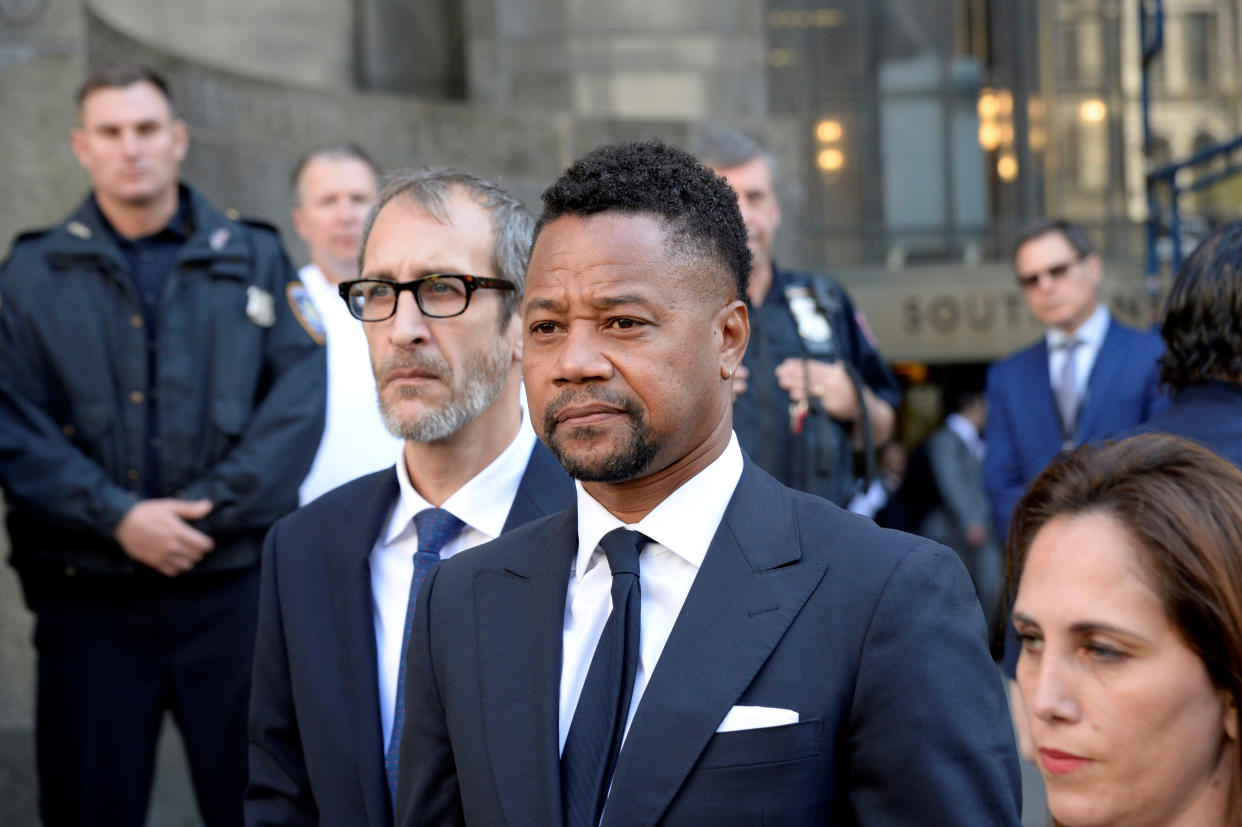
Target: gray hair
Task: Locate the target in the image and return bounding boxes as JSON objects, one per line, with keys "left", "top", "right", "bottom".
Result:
{"left": 359, "top": 168, "right": 535, "bottom": 321}
{"left": 693, "top": 126, "right": 779, "bottom": 181}
{"left": 289, "top": 143, "right": 381, "bottom": 203}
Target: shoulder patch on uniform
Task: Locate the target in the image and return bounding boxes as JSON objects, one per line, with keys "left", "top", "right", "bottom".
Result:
{"left": 854, "top": 308, "right": 878, "bottom": 348}
{"left": 286, "top": 282, "right": 325, "bottom": 345}
{"left": 246, "top": 285, "right": 276, "bottom": 328}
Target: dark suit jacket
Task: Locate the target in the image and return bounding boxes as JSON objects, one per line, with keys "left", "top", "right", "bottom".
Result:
{"left": 396, "top": 460, "right": 1022, "bottom": 825}
{"left": 1132, "top": 380, "right": 1242, "bottom": 468}
{"left": 920, "top": 424, "right": 994, "bottom": 554}
{"left": 984, "top": 315, "right": 1167, "bottom": 537}
{"left": 245, "top": 441, "right": 574, "bottom": 827}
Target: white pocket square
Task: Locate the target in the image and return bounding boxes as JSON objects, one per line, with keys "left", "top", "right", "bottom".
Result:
{"left": 716, "top": 705, "right": 799, "bottom": 733}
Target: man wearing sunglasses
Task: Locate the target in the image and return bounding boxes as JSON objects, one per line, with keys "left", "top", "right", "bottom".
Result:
{"left": 983, "top": 219, "right": 1167, "bottom": 540}
{"left": 246, "top": 168, "right": 574, "bottom": 826}
{"left": 984, "top": 219, "right": 1168, "bottom": 758}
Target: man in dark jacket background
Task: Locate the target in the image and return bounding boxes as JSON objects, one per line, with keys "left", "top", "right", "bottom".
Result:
{"left": 0, "top": 64, "right": 324, "bottom": 827}
{"left": 695, "top": 128, "right": 901, "bottom": 506}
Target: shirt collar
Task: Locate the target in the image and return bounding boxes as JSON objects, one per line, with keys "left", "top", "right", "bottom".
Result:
{"left": 1047, "top": 303, "right": 1109, "bottom": 350}
{"left": 384, "top": 408, "right": 537, "bottom": 546}
{"left": 946, "top": 413, "right": 985, "bottom": 460}
{"left": 573, "top": 433, "right": 745, "bottom": 581}
{"left": 90, "top": 188, "right": 192, "bottom": 245}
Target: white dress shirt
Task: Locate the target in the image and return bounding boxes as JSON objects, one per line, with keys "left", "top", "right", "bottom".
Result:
{"left": 1045, "top": 303, "right": 1110, "bottom": 414}
{"left": 297, "top": 263, "right": 403, "bottom": 505}
{"left": 372, "top": 415, "right": 537, "bottom": 748}
{"left": 558, "top": 433, "right": 745, "bottom": 754}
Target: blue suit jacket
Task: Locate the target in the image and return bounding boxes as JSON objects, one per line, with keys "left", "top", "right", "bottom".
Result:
{"left": 1133, "top": 380, "right": 1242, "bottom": 469}
{"left": 396, "top": 460, "right": 1022, "bottom": 825}
{"left": 245, "top": 441, "right": 574, "bottom": 827}
{"left": 984, "top": 316, "right": 1167, "bottom": 537}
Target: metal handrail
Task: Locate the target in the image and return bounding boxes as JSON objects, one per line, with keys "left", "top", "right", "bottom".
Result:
{"left": 1141, "top": 0, "right": 1242, "bottom": 305}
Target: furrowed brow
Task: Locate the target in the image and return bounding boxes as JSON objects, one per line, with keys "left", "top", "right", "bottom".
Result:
{"left": 525, "top": 297, "right": 566, "bottom": 314}
{"left": 595, "top": 294, "right": 655, "bottom": 310}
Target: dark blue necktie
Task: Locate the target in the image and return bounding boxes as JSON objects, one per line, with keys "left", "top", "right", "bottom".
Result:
{"left": 385, "top": 507, "right": 466, "bottom": 811}
{"left": 561, "top": 527, "right": 648, "bottom": 827}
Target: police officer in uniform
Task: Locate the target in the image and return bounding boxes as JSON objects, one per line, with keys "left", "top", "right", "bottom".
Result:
{"left": 697, "top": 129, "right": 900, "bottom": 505}
{"left": 0, "top": 65, "right": 324, "bottom": 827}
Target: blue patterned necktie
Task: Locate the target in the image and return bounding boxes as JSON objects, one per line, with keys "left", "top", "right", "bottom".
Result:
{"left": 385, "top": 507, "right": 466, "bottom": 811}
{"left": 560, "top": 527, "right": 649, "bottom": 827}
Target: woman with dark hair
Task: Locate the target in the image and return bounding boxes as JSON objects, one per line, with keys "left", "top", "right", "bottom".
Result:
{"left": 1007, "top": 433, "right": 1241, "bottom": 826}
{"left": 1138, "top": 219, "right": 1242, "bottom": 467}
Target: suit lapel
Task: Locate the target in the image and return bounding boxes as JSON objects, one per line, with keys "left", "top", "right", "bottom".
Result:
{"left": 1022, "top": 340, "right": 1065, "bottom": 458}
{"left": 602, "top": 464, "right": 829, "bottom": 826}
{"left": 1075, "top": 318, "right": 1122, "bottom": 440}
{"left": 502, "top": 440, "right": 573, "bottom": 532}
{"left": 475, "top": 508, "right": 578, "bottom": 826}
{"left": 327, "top": 469, "right": 401, "bottom": 827}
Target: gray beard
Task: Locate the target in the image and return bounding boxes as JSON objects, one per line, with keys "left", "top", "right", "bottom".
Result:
{"left": 376, "top": 337, "right": 511, "bottom": 443}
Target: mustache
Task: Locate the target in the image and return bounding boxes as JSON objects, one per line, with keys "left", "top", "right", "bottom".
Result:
{"left": 375, "top": 352, "right": 451, "bottom": 384}
{"left": 542, "top": 385, "right": 642, "bottom": 433}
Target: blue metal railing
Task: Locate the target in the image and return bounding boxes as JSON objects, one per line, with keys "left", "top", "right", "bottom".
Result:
{"left": 1142, "top": 0, "right": 1242, "bottom": 306}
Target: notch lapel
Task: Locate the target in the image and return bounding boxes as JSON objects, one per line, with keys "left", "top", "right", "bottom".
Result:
{"left": 602, "top": 464, "right": 829, "bottom": 826}
{"left": 1074, "top": 318, "right": 1123, "bottom": 440}
{"left": 1022, "top": 340, "right": 1065, "bottom": 457}
{"left": 475, "top": 508, "right": 578, "bottom": 826}
{"left": 327, "top": 470, "right": 401, "bottom": 827}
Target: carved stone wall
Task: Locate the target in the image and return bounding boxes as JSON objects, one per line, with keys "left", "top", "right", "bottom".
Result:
{"left": 83, "top": 5, "right": 799, "bottom": 269}
{"left": 88, "top": 0, "right": 354, "bottom": 89}
{"left": 0, "top": 0, "right": 88, "bottom": 248}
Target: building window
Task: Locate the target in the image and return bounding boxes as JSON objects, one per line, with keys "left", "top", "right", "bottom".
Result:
{"left": 1182, "top": 12, "right": 1215, "bottom": 90}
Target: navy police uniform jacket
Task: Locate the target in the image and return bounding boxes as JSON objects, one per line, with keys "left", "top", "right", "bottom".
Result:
{"left": 733, "top": 265, "right": 901, "bottom": 505}
{"left": 0, "top": 186, "right": 325, "bottom": 586}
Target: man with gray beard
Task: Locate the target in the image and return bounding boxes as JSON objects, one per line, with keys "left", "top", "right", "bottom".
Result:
{"left": 245, "top": 168, "right": 574, "bottom": 827}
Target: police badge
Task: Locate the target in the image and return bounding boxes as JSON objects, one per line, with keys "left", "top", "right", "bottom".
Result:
{"left": 245, "top": 286, "right": 276, "bottom": 328}
{"left": 785, "top": 286, "right": 833, "bottom": 352}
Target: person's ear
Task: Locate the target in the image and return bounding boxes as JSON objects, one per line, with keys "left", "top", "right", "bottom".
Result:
{"left": 715, "top": 299, "right": 749, "bottom": 381}
{"left": 1082, "top": 252, "right": 1103, "bottom": 289}
{"left": 506, "top": 309, "right": 523, "bottom": 362}
{"left": 70, "top": 127, "right": 89, "bottom": 168}
{"left": 171, "top": 118, "right": 189, "bottom": 164}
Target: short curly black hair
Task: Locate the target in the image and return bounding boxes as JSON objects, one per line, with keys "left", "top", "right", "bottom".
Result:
{"left": 1160, "top": 220, "right": 1242, "bottom": 391}
{"left": 534, "top": 140, "right": 750, "bottom": 300}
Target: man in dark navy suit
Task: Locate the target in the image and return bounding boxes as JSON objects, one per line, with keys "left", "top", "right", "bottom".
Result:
{"left": 395, "top": 142, "right": 1020, "bottom": 825}
{"left": 245, "top": 168, "right": 574, "bottom": 826}
{"left": 1136, "top": 219, "right": 1242, "bottom": 468}
{"left": 984, "top": 219, "right": 1166, "bottom": 540}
